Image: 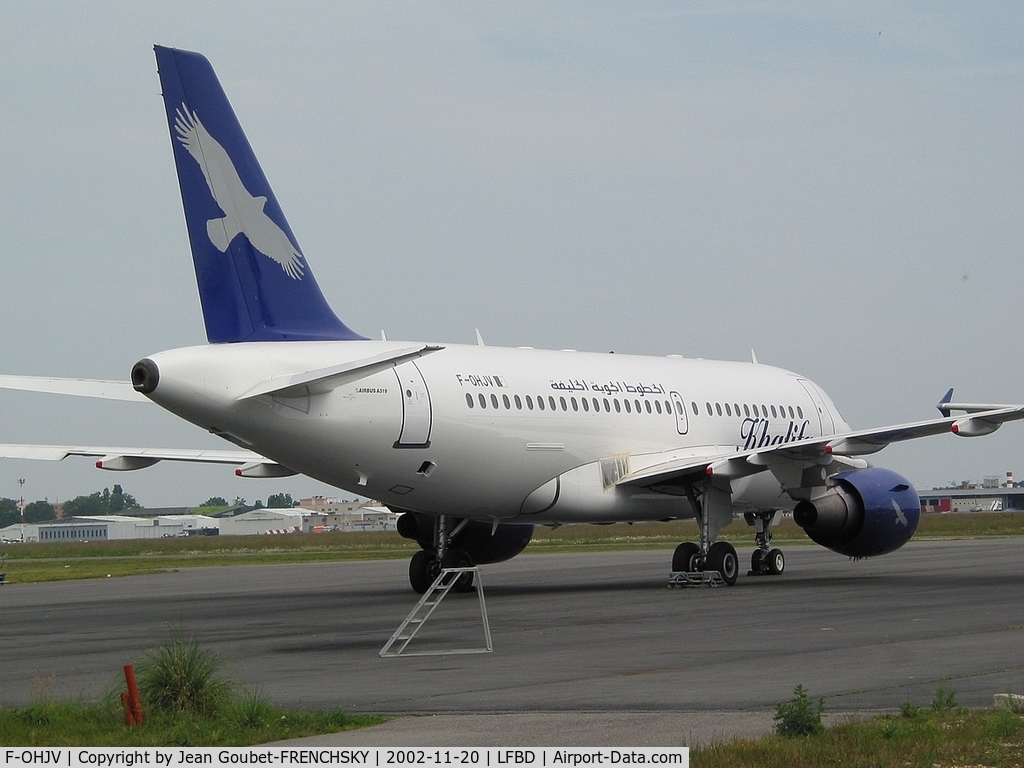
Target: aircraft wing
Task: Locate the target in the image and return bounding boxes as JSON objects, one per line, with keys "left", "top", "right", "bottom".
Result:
{"left": 0, "top": 444, "right": 296, "bottom": 477}
{"left": 0, "top": 375, "right": 147, "bottom": 402}
{"left": 619, "top": 405, "right": 1024, "bottom": 488}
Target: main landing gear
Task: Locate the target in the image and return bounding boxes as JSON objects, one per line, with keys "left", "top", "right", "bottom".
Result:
{"left": 670, "top": 499, "right": 786, "bottom": 586}
{"left": 407, "top": 514, "right": 475, "bottom": 595}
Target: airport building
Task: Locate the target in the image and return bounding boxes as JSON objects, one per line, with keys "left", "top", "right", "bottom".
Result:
{"left": 1, "top": 503, "right": 398, "bottom": 542}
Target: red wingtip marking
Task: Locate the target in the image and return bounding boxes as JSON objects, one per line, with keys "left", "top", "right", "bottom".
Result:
{"left": 705, "top": 466, "right": 714, "bottom": 476}
{"left": 951, "top": 423, "right": 960, "bottom": 434}
{"left": 825, "top": 445, "right": 833, "bottom": 454}
{"left": 95, "top": 460, "right": 103, "bottom": 468}
{"left": 235, "top": 469, "right": 243, "bottom": 476}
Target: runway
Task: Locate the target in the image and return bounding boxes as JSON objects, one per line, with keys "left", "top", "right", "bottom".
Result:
{"left": 3, "top": 539, "right": 1024, "bottom": 729}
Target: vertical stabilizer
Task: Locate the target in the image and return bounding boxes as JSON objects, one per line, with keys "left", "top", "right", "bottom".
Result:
{"left": 154, "top": 45, "right": 364, "bottom": 342}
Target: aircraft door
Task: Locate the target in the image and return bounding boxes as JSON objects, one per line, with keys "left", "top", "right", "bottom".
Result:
{"left": 393, "top": 361, "right": 432, "bottom": 448}
{"left": 670, "top": 391, "right": 689, "bottom": 435}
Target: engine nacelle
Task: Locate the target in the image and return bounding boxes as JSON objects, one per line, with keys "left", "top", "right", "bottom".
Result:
{"left": 396, "top": 512, "right": 533, "bottom": 564}
{"left": 793, "top": 467, "right": 920, "bottom": 558}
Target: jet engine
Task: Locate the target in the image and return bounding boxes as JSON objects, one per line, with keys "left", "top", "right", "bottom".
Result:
{"left": 397, "top": 511, "right": 533, "bottom": 564}
{"left": 793, "top": 467, "right": 920, "bottom": 558}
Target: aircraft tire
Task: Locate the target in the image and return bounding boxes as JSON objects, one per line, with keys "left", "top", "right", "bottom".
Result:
{"left": 750, "top": 549, "right": 764, "bottom": 573}
{"left": 707, "top": 541, "right": 739, "bottom": 585}
{"left": 440, "top": 548, "right": 475, "bottom": 592}
{"left": 767, "top": 548, "right": 785, "bottom": 575}
{"left": 409, "top": 549, "right": 435, "bottom": 594}
{"left": 672, "top": 542, "right": 700, "bottom": 572}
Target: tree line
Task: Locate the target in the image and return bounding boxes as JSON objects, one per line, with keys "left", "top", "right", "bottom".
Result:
{"left": 0, "top": 488, "right": 299, "bottom": 529}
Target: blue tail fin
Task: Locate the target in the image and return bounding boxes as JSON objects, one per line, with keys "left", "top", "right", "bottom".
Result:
{"left": 154, "top": 45, "right": 364, "bottom": 343}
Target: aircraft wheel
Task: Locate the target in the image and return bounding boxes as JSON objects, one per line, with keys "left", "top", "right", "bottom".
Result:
{"left": 440, "top": 548, "right": 475, "bottom": 592}
{"left": 750, "top": 549, "right": 764, "bottom": 573}
{"left": 707, "top": 541, "right": 739, "bottom": 585}
{"left": 409, "top": 549, "right": 436, "bottom": 594}
{"left": 672, "top": 542, "right": 700, "bottom": 572}
{"left": 767, "top": 548, "right": 785, "bottom": 575}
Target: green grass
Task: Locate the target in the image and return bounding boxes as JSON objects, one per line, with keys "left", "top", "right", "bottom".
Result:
{"left": 3, "top": 512, "right": 1024, "bottom": 583}
{"left": 692, "top": 707, "right": 1024, "bottom": 767}
{"left": 0, "top": 698, "right": 383, "bottom": 746}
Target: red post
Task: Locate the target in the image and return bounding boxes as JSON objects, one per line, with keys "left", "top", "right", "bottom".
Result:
{"left": 123, "top": 664, "right": 145, "bottom": 726}
{"left": 120, "top": 692, "right": 136, "bottom": 725}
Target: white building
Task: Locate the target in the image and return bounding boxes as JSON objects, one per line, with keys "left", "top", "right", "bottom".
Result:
{"left": 1, "top": 515, "right": 220, "bottom": 542}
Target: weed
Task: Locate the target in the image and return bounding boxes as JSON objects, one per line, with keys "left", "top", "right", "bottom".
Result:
{"left": 931, "top": 684, "right": 959, "bottom": 712}
{"left": 229, "top": 689, "right": 276, "bottom": 731}
{"left": 899, "top": 698, "right": 922, "bottom": 718}
{"left": 773, "top": 684, "right": 824, "bottom": 737}
{"left": 137, "top": 632, "right": 235, "bottom": 715}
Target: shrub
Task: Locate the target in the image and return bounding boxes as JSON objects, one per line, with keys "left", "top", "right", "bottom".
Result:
{"left": 932, "top": 684, "right": 959, "bottom": 712}
{"left": 773, "top": 684, "right": 825, "bottom": 737}
{"left": 137, "top": 632, "right": 235, "bottom": 715}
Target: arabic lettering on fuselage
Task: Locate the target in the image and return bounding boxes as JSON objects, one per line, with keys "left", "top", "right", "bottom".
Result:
{"left": 548, "top": 379, "right": 667, "bottom": 396}
{"left": 741, "top": 417, "right": 811, "bottom": 450}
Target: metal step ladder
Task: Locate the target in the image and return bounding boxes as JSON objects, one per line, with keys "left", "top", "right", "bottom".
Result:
{"left": 380, "top": 566, "right": 492, "bottom": 657}
{"left": 668, "top": 570, "right": 726, "bottom": 588}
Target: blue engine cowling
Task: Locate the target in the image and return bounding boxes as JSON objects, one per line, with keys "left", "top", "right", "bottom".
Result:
{"left": 792, "top": 467, "right": 920, "bottom": 558}
{"left": 396, "top": 512, "right": 533, "bottom": 564}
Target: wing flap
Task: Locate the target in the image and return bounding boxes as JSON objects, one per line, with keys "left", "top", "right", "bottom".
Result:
{"left": 0, "top": 444, "right": 293, "bottom": 474}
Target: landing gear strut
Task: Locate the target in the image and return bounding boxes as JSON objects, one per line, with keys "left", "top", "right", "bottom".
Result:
{"left": 746, "top": 511, "right": 785, "bottom": 576}
{"left": 670, "top": 482, "right": 739, "bottom": 586}
{"left": 407, "top": 514, "right": 475, "bottom": 594}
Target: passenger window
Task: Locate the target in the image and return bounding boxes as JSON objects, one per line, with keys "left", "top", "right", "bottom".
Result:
{"left": 526, "top": 395, "right": 534, "bottom": 410}
{"left": 582, "top": 397, "right": 590, "bottom": 412}
{"left": 797, "top": 406, "right": 803, "bottom": 419}
{"left": 715, "top": 403, "right": 722, "bottom": 416}
{"left": 706, "top": 402, "right": 713, "bottom": 416}
{"left": 559, "top": 396, "right": 567, "bottom": 411}
{"left": 664, "top": 400, "right": 671, "bottom": 414}
{"left": 743, "top": 404, "right": 750, "bottom": 418}
{"left": 478, "top": 394, "right": 487, "bottom": 409}
{"left": 636, "top": 400, "right": 642, "bottom": 413}
{"left": 466, "top": 393, "right": 474, "bottom": 408}
{"left": 770, "top": 405, "right": 777, "bottom": 418}
{"left": 571, "top": 397, "right": 579, "bottom": 412}
{"left": 734, "top": 403, "right": 740, "bottom": 416}
{"left": 593, "top": 398, "right": 601, "bottom": 412}
{"left": 676, "top": 401, "right": 683, "bottom": 415}
{"left": 549, "top": 396, "right": 557, "bottom": 411}
{"left": 725, "top": 403, "right": 732, "bottom": 417}
{"left": 491, "top": 394, "right": 499, "bottom": 409}
{"left": 691, "top": 401, "right": 698, "bottom": 416}
{"left": 603, "top": 398, "right": 611, "bottom": 412}
{"left": 537, "top": 396, "right": 545, "bottom": 411}
{"left": 515, "top": 394, "right": 522, "bottom": 410}
{"left": 624, "top": 399, "right": 631, "bottom": 413}
{"left": 503, "top": 394, "right": 511, "bottom": 409}
{"left": 646, "top": 400, "right": 653, "bottom": 414}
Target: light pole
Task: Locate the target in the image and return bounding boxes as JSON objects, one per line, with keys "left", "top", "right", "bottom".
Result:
{"left": 17, "top": 478, "right": 25, "bottom": 541}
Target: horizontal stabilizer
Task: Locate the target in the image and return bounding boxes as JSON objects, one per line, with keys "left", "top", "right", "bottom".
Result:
{"left": 0, "top": 443, "right": 291, "bottom": 476}
{"left": 0, "top": 375, "right": 148, "bottom": 402}
{"left": 238, "top": 344, "right": 444, "bottom": 400}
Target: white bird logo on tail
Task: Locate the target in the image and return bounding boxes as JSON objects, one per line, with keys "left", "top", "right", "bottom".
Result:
{"left": 174, "top": 105, "right": 304, "bottom": 280}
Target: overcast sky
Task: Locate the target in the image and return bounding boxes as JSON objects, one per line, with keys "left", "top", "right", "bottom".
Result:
{"left": 0, "top": 2, "right": 1021, "bottom": 508}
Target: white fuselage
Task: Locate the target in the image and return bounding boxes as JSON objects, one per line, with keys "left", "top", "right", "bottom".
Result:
{"left": 144, "top": 341, "right": 851, "bottom": 524}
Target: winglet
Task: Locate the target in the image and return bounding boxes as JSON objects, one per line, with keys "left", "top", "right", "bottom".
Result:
{"left": 154, "top": 45, "right": 365, "bottom": 343}
{"left": 937, "top": 388, "right": 955, "bottom": 417}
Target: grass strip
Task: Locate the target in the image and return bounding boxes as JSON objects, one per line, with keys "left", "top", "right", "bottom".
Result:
{"left": 0, "top": 698, "right": 384, "bottom": 746}
{"left": 3, "top": 513, "right": 1024, "bottom": 583}
{"left": 692, "top": 707, "right": 1024, "bottom": 767}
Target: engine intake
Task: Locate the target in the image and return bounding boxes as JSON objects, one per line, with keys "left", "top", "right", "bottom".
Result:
{"left": 794, "top": 467, "right": 920, "bottom": 558}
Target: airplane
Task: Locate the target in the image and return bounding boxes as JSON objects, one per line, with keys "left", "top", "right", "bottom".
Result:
{"left": 2, "top": 45, "right": 1023, "bottom": 593}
